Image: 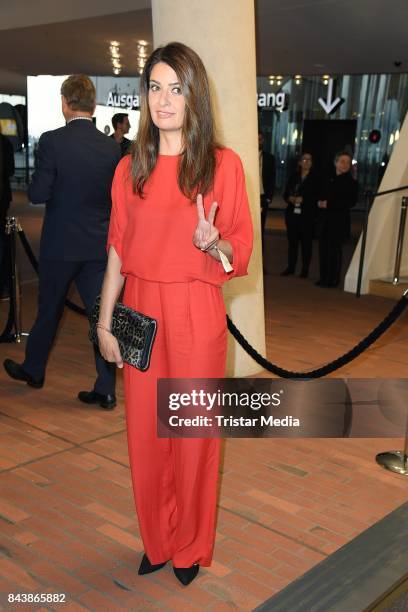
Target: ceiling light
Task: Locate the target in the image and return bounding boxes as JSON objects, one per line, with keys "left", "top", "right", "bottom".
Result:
{"left": 108, "top": 40, "right": 124, "bottom": 75}
{"left": 135, "top": 41, "right": 149, "bottom": 75}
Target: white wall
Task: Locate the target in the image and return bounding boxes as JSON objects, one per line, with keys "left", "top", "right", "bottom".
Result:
{"left": 27, "top": 75, "right": 139, "bottom": 140}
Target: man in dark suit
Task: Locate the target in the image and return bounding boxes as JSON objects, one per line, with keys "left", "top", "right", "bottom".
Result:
{"left": 3, "top": 74, "right": 121, "bottom": 409}
{"left": 0, "top": 131, "right": 15, "bottom": 298}
{"left": 316, "top": 151, "right": 358, "bottom": 287}
{"left": 111, "top": 113, "right": 132, "bottom": 157}
{"left": 259, "top": 132, "right": 275, "bottom": 247}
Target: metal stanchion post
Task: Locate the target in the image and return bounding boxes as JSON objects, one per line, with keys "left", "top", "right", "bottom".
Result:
{"left": 392, "top": 196, "right": 408, "bottom": 285}
{"left": 356, "top": 190, "right": 373, "bottom": 298}
{"left": 9, "top": 218, "right": 22, "bottom": 341}
{"left": 2, "top": 217, "right": 29, "bottom": 343}
{"left": 376, "top": 408, "right": 408, "bottom": 476}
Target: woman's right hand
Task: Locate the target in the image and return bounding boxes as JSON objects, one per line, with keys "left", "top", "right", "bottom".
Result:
{"left": 97, "top": 329, "right": 123, "bottom": 369}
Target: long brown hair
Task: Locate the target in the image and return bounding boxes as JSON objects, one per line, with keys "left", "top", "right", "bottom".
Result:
{"left": 131, "top": 42, "right": 219, "bottom": 199}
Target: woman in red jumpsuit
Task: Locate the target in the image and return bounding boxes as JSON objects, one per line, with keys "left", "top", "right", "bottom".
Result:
{"left": 97, "top": 42, "right": 253, "bottom": 586}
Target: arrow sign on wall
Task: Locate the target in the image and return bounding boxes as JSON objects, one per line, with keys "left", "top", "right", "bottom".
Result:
{"left": 318, "top": 78, "right": 344, "bottom": 114}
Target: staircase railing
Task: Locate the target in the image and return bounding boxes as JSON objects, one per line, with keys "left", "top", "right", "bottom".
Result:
{"left": 356, "top": 185, "right": 408, "bottom": 298}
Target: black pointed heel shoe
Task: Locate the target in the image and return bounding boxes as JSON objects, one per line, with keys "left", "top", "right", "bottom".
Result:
{"left": 138, "top": 553, "right": 167, "bottom": 575}
{"left": 173, "top": 564, "right": 200, "bottom": 586}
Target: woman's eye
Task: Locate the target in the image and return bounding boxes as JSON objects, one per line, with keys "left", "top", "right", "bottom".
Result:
{"left": 149, "top": 84, "right": 159, "bottom": 92}
{"left": 172, "top": 86, "right": 182, "bottom": 95}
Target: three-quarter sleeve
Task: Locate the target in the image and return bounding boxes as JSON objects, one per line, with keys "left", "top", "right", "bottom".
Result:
{"left": 214, "top": 149, "right": 254, "bottom": 281}
{"left": 107, "top": 156, "right": 130, "bottom": 262}
{"left": 105, "top": 148, "right": 253, "bottom": 286}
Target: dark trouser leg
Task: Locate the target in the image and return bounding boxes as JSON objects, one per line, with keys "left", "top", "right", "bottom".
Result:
{"left": 23, "top": 260, "right": 79, "bottom": 379}
{"left": 335, "top": 244, "right": 343, "bottom": 286}
{"left": 328, "top": 236, "right": 342, "bottom": 286}
{"left": 300, "top": 224, "right": 313, "bottom": 274}
{"left": 75, "top": 260, "right": 116, "bottom": 396}
{"left": 318, "top": 229, "right": 329, "bottom": 283}
{"left": 286, "top": 214, "right": 299, "bottom": 272}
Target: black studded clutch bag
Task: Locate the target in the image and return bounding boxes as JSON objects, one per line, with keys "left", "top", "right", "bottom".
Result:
{"left": 89, "top": 295, "right": 157, "bottom": 371}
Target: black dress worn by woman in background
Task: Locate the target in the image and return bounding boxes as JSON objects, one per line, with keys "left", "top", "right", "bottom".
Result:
{"left": 282, "top": 153, "right": 319, "bottom": 278}
{"left": 316, "top": 153, "right": 358, "bottom": 288}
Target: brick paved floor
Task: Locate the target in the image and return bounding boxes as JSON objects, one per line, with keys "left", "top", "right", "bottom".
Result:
{"left": 0, "top": 197, "right": 407, "bottom": 610}
{"left": 1, "top": 289, "right": 407, "bottom": 610}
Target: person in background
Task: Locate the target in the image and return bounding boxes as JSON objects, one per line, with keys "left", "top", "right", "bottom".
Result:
{"left": 281, "top": 152, "right": 318, "bottom": 278}
{"left": 97, "top": 42, "right": 253, "bottom": 586}
{"left": 259, "top": 132, "right": 275, "bottom": 249}
{"left": 111, "top": 112, "right": 132, "bottom": 157}
{"left": 3, "top": 74, "right": 121, "bottom": 408}
{"left": 316, "top": 151, "right": 358, "bottom": 287}
{"left": 0, "top": 130, "right": 15, "bottom": 300}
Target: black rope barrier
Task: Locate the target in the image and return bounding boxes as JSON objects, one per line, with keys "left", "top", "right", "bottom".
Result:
{"left": 373, "top": 184, "right": 408, "bottom": 198}
{"left": 18, "top": 231, "right": 39, "bottom": 274}
{"left": 3, "top": 225, "right": 408, "bottom": 379}
{"left": 0, "top": 268, "right": 15, "bottom": 341}
{"left": 0, "top": 227, "right": 20, "bottom": 342}
{"left": 227, "top": 291, "right": 408, "bottom": 378}
{"left": 1, "top": 226, "right": 87, "bottom": 341}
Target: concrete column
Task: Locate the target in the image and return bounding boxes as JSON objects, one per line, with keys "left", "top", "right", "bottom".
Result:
{"left": 152, "top": 0, "right": 266, "bottom": 376}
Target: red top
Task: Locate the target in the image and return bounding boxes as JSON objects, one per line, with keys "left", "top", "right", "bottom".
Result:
{"left": 107, "top": 147, "right": 253, "bottom": 286}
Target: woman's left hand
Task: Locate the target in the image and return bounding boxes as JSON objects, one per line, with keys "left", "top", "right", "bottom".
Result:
{"left": 193, "top": 193, "right": 219, "bottom": 250}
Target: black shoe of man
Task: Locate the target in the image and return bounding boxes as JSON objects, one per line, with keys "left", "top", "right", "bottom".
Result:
{"left": 77, "top": 390, "right": 116, "bottom": 410}
{"left": 3, "top": 359, "right": 44, "bottom": 388}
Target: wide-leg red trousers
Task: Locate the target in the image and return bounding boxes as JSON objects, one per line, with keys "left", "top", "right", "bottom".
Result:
{"left": 123, "top": 276, "right": 227, "bottom": 567}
